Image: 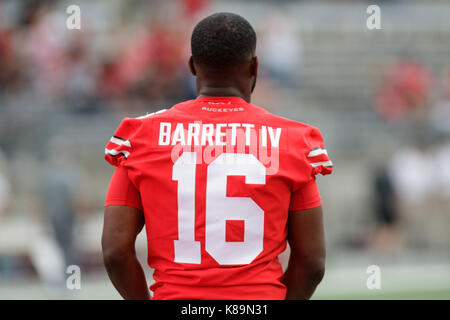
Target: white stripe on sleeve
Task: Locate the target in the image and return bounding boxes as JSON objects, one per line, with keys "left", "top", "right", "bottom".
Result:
{"left": 308, "top": 147, "right": 328, "bottom": 157}
{"left": 310, "top": 160, "right": 333, "bottom": 168}
{"left": 105, "top": 148, "right": 130, "bottom": 159}
{"left": 110, "top": 136, "right": 131, "bottom": 147}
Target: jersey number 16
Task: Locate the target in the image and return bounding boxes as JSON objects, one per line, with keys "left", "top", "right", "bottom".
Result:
{"left": 173, "top": 152, "right": 266, "bottom": 265}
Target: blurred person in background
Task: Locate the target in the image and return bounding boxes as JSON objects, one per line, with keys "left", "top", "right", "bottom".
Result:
{"left": 0, "top": 150, "right": 11, "bottom": 219}
{"left": 375, "top": 58, "right": 433, "bottom": 124}
{"left": 430, "top": 68, "right": 450, "bottom": 203}
{"left": 369, "top": 165, "right": 402, "bottom": 254}
{"left": 64, "top": 34, "right": 100, "bottom": 114}
{"left": 259, "top": 9, "right": 302, "bottom": 88}
{"left": 387, "top": 134, "right": 435, "bottom": 249}
{"left": 0, "top": 16, "right": 24, "bottom": 96}
{"left": 40, "top": 137, "right": 79, "bottom": 268}
{"left": 427, "top": 135, "right": 450, "bottom": 248}
{"left": 17, "top": 0, "right": 68, "bottom": 99}
{"left": 34, "top": 136, "right": 92, "bottom": 287}
{"left": 430, "top": 68, "right": 450, "bottom": 134}
{"left": 0, "top": 150, "right": 12, "bottom": 278}
{"left": 431, "top": 135, "right": 450, "bottom": 199}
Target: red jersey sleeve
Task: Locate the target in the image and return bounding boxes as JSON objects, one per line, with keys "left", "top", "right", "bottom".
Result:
{"left": 289, "top": 177, "right": 322, "bottom": 211}
{"left": 104, "top": 117, "right": 143, "bottom": 167}
{"left": 105, "top": 166, "right": 142, "bottom": 210}
{"left": 104, "top": 117, "right": 145, "bottom": 209}
{"left": 289, "top": 125, "right": 333, "bottom": 211}
{"left": 304, "top": 126, "right": 333, "bottom": 177}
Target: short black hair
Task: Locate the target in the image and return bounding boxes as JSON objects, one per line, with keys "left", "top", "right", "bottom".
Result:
{"left": 191, "top": 12, "right": 256, "bottom": 69}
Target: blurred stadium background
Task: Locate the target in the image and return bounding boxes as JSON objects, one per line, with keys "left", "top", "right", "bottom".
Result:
{"left": 0, "top": 0, "right": 449, "bottom": 299}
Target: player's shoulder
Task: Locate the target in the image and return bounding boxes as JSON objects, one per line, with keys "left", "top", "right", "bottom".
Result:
{"left": 249, "top": 103, "right": 321, "bottom": 135}
{"left": 131, "top": 107, "right": 171, "bottom": 123}
{"left": 249, "top": 103, "right": 330, "bottom": 164}
{"left": 116, "top": 102, "right": 184, "bottom": 128}
{"left": 255, "top": 107, "right": 333, "bottom": 176}
{"left": 113, "top": 99, "right": 195, "bottom": 134}
{"left": 104, "top": 107, "right": 172, "bottom": 166}
{"left": 135, "top": 100, "right": 195, "bottom": 121}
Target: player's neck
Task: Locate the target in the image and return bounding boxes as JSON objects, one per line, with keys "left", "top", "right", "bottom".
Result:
{"left": 197, "top": 86, "right": 250, "bottom": 103}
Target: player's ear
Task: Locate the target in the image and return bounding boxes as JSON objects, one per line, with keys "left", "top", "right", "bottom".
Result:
{"left": 250, "top": 56, "right": 258, "bottom": 78}
{"left": 188, "top": 56, "right": 197, "bottom": 76}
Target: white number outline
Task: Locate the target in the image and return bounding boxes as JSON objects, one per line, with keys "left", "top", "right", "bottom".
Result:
{"left": 172, "top": 152, "right": 266, "bottom": 265}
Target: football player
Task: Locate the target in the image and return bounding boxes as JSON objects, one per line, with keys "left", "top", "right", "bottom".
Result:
{"left": 102, "top": 12, "right": 333, "bottom": 300}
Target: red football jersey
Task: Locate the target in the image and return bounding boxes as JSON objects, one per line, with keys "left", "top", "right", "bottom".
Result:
{"left": 104, "top": 96, "right": 333, "bottom": 300}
